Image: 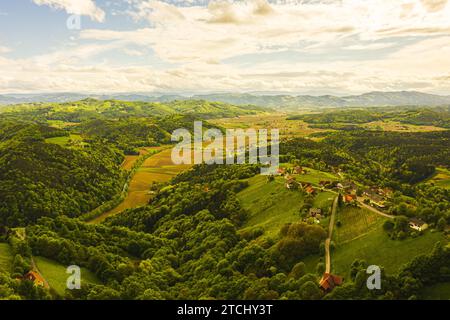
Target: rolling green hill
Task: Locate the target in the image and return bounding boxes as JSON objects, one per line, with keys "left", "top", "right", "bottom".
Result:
{"left": 237, "top": 166, "right": 338, "bottom": 239}
{"left": 238, "top": 175, "right": 306, "bottom": 238}
{"left": 0, "top": 99, "right": 268, "bottom": 122}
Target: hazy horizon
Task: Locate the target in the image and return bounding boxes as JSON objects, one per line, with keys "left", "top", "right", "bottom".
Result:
{"left": 1, "top": 89, "right": 450, "bottom": 98}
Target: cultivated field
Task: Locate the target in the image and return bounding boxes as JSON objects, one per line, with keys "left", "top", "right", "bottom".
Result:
{"left": 210, "top": 114, "right": 332, "bottom": 138}
{"left": 93, "top": 147, "right": 194, "bottom": 223}
{"left": 362, "top": 120, "right": 447, "bottom": 132}
{"left": 121, "top": 155, "right": 140, "bottom": 171}
{"left": 120, "top": 147, "right": 164, "bottom": 171}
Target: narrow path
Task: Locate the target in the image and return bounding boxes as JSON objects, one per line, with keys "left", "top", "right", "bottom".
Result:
{"left": 18, "top": 229, "right": 50, "bottom": 289}
{"left": 357, "top": 199, "right": 395, "bottom": 219}
{"left": 325, "top": 196, "right": 339, "bottom": 274}
{"left": 30, "top": 257, "right": 50, "bottom": 289}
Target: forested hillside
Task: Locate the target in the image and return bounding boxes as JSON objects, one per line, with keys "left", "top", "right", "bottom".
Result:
{"left": 291, "top": 107, "right": 450, "bottom": 129}
{"left": 0, "top": 120, "right": 124, "bottom": 226}
{"left": 0, "top": 99, "right": 267, "bottom": 122}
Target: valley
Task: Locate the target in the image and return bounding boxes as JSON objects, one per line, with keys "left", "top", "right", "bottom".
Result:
{"left": 0, "top": 100, "right": 449, "bottom": 300}
{"left": 4, "top": 0, "right": 450, "bottom": 305}
{"left": 90, "top": 147, "right": 191, "bottom": 224}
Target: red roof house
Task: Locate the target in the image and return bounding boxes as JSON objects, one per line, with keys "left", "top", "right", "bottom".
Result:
{"left": 24, "top": 271, "right": 45, "bottom": 287}
{"left": 319, "top": 273, "right": 343, "bottom": 292}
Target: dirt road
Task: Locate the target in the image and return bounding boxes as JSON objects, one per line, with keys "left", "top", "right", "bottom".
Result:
{"left": 325, "top": 196, "right": 339, "bottom": 274}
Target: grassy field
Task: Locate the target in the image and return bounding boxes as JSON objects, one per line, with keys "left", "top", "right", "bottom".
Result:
{"left": 210, "top": 114, "right": 332, "bottom": 139}
{"left": 238, "top": 172, "right": 335, "bottom": 239}
{"left": 333, "top": 227, "right": 446, "bottom": 276}
{"left": 362, "top": 120, "right": 447, "bottom": 132}
{"left": 426, "top": 167, "right": 450, "bottom": 189}
{"left": 0, "top": 243, "right": 13, "bottom": 273}
{"left": 313, "top": 191, "right": 335, "bottom": 210}
{"left": 295, "top": 167, "right": 339, "bottom": 186}
{"left": 236, "top": 173, "right": 332, "bottom": 274}
{"left": 334, "top": 206, "right": 386, "bottom": 244}
{"left": 238, "top": 175, "right": 304, "bottom": 238}
{"left": 45, "top": 134, "right": 83, "bottom": 147}
{"left": 34, "top": 256, "right": 100, "bottom": 297}
{"left": 47, "top": 120, "right": 80, "bottom": 129}
{"left": 302, "top": 254, "right": 324, "bottom": 276}
{"left": 421, "top": 282, "right": 450, "bottom": 300}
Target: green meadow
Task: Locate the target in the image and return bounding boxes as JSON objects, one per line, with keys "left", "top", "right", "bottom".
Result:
{"left": 237, "top": 170, "right": 336, "bottom": 239}
{"left": 238, "top": 175, "right": 304, "bottom": 238}
{"left": 332, "top": 227, "right": 445, "bottom": 276}
{"left": 293, "top": 167, "right": 339, "bottom": 186}
{"left": 34, "top": 256, "right": 101, "bottom": 297}
{"left": 334, "top": 206, "right": 386, "bottom": 244}
{"left": 0, "top": 243, "right": 13, "bottom": 273}
{"left": 45, "top": 134, "right": 84, "bottom": 147}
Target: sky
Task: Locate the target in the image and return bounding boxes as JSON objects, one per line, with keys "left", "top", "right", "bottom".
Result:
{"left": 0, "top": 0, "right": 450, "bottom": 95}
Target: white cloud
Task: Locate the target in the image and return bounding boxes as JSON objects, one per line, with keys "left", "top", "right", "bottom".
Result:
{"left": 82, "top": 0, "right": 450, "bottom": 64}
{"left": 0, "top": 46, "right": 11, "bottom": 54}
{"left": 122, "top": 48, "right": 146, "bottom": 57}
{"left": 344, "top": 42, "right": 396, "bottom": 51}
{"left": 3, "top": 0, "right": 450, "bottom": 94}
{"left": 32, "top": 0, "right": 105, "bottom": 22}
{"left": 420, "top": 0, "right": 448, "bottom": 12}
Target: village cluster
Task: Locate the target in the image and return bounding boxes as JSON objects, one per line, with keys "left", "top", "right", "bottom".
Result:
{"left": 270, "top": 165, "right": 428, "bottom": 232}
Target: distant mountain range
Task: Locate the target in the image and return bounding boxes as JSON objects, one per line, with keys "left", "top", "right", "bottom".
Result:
{"left": 1, "top": 91, "right": 450, "bottom": 109}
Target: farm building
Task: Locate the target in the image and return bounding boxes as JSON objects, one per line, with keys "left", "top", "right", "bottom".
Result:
{"left": 409, "top": 218, "right": 428, "bottom": 232}
{"left": 294, "top": 166, "right": 304, "bottom": 174}
{"left": 286, "top": 176, "right": 298, "bottom": 189}
{"left": 24, "top": 271, "right": 45, "bottom": 287}
{"left": 343, "top": 194, "right": 357, "bottom": 203}
{"left": 319, "top": 273, "right": 343, "bottom": 292}
{"left": 305, "top": 185, "right": 316, "bottom": 195}
{"left": 309, "top": 208, "right": 322, "bottom": 217}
